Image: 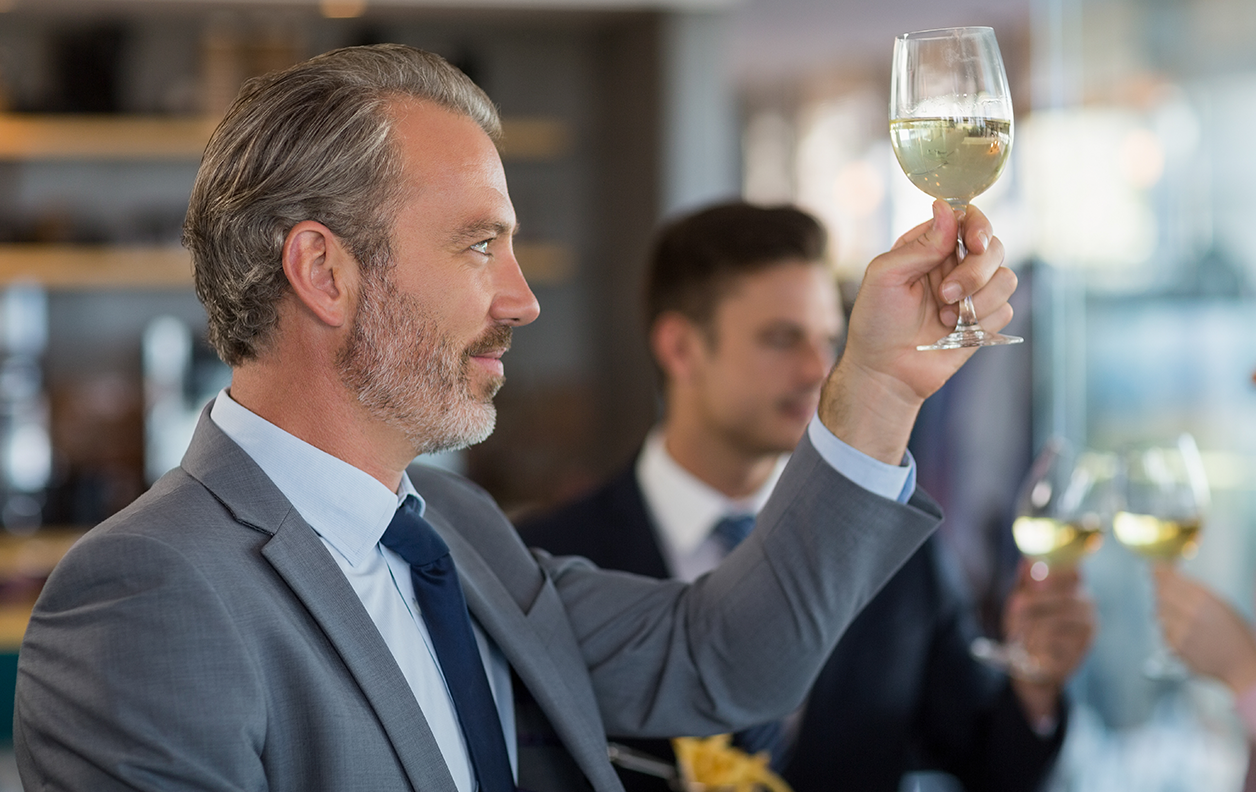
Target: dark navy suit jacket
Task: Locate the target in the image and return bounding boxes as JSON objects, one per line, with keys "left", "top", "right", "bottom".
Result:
{"left": 516, "top": 463, "right": 1067, "bottom": 792}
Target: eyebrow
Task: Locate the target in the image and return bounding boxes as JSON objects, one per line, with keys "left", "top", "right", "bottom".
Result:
{"left": 449, "top": 219, "right": 521, "bottom": 247}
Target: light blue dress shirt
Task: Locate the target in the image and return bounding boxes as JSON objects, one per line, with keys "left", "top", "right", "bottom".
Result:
{"left": 209, "top": 390, "right": 515, "bottom": 792}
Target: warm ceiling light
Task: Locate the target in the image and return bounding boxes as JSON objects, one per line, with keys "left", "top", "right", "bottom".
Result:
{"left": 321, "top": 0, "right": 367, "bottom": 18}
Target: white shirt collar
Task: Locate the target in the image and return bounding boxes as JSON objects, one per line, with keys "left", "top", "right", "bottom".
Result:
{"left": 209, "top": 389, "right": 420, "bottom": 567}
{"left": 635, "top": 427, "right": 786, "bottom": 560}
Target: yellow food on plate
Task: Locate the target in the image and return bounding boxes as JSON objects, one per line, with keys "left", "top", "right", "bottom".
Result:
{"left": 672, "top": 734, "right": 793, "bottom": 792}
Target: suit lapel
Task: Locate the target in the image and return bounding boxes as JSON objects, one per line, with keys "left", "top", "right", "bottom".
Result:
{"left": 261, "top": 520, "right": 459, "bottom": 792}
{"left": 425, "top": 510, "right": 622, "bottom": 792}
{"left": 181, "top": 408, "right": 457, "bottom": 792}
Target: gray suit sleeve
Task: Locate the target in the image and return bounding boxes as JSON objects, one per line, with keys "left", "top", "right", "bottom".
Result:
{"left": 537, "top": 434, "right": 941, "bottom": 738}
{"left": 15, "top": 530, "right": 268, "bottom": 791}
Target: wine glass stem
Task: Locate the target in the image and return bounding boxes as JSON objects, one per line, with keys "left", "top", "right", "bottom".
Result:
{"left": 950, "top": 213, "right": 981, "bottom": 330}
{"left": 956, "top": 296, "right": 980, "bottom": 330}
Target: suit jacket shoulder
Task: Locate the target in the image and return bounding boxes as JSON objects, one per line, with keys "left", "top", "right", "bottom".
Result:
{"left": 17, "top": 415, "right": 448, "bottom": 791}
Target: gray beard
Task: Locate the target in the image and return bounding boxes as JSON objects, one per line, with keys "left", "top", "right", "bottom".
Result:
{"left": 336, "top": 272, "right": 503, "bottom": 456}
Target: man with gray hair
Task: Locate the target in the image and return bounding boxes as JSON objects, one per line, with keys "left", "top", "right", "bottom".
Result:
{"left": 15, "top": 44, "right": 1019, "bottom": 792}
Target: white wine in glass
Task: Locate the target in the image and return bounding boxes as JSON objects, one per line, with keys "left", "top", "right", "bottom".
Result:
{"left": 1011, "top": 444, "right": 1112, "bottom": 576}
{"left": 1114, "top": 435, "right": 1208, "bottom": 562}
{"left": 890, "top": 27, "right": 1022, "bottom": 350}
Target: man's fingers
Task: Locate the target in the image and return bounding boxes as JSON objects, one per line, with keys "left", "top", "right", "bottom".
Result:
{"left": 939, "top": 265, "right": 1017, "bottom": 329}
{"left": 937, "top": 231, "right": 1007, "bottom": 306}
{"left": 960, "top": 204, "right": 994, "bottom": 254}
{"left": 879, "top": 200, "right": 960, "bottom": 279}
{"left": 892, "top": 217, "right": 933, "bottom": 251}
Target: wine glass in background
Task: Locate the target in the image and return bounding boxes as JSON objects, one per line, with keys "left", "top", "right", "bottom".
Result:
{"left": 971, "top": 439, "right": 1113, "bottom": 678}
{"left": 889, "top": 26, "right": 1023, "bottom": 350}
{"left": 1013, "top": 440, "right": 1114, "bottom": 579}
{"left": 1113, "top": 433, "right": 1210, "bottom": 677}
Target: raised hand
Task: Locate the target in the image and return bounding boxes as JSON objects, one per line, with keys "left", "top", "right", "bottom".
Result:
{"left": 819, "top": 200, "right": 1018, "bottom": 464}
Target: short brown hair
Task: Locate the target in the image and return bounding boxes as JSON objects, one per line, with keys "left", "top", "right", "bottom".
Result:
{"left": 644, "top": 201, "right": 828, "bottom": 332}
{"left": 183, "top": 44, "right": 500, "bottom": 366}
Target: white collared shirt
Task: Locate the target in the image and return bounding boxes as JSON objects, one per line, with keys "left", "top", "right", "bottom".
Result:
{"left": 635, "top": 430, "right": 785, "bottom": 582}
{"left": 210, "top": 390, "right": 515, "bottom": 792}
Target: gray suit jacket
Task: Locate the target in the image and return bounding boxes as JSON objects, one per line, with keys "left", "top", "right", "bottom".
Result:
{"left": 15, "top": 406, "right": 941, "bottom": 791}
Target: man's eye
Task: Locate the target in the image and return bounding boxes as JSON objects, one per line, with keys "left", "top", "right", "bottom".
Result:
{"left": 470, "top": 240, "right": 491, "bottom": 254}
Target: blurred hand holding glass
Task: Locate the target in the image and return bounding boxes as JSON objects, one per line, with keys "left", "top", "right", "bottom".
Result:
{"left": 889, "top": 26, "right": 1022, "bottom": 350}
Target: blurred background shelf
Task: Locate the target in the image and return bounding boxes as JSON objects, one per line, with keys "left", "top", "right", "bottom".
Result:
{"left": 0, "top": 242, "right": 571, "bottom": 289}
{"left": 0, "top": 114, "right": 218, "bottom": 160}
{"left": 0, "top": 113, "right": 569, "bottom": 163}
{"left": 0, "top": 245, "right": 192, "bottom": 288}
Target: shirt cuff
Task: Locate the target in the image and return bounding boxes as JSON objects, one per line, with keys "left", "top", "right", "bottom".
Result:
{"left": 806, "top": 414, "right": 916, "bottom": 504}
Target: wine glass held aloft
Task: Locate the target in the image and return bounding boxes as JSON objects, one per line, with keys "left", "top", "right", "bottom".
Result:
{"left": 890, "top": 26, "right": 1022, "bottom": 350}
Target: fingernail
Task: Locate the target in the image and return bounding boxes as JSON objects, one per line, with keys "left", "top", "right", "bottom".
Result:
{"left": 976, "top": 230, "right": 990, "bottom": 252}
{"left": 932, "top": 201, "right": 945, "bottom": 229}
{"left": 941, "top": 282, "right": 963, "bottom": 304}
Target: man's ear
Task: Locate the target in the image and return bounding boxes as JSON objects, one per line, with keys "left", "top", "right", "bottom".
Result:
{"left": 650, "top": 311, "right": 704, "bottom": 385}
{"left": 281, "top": 220, "right": 357, "bottom": 328}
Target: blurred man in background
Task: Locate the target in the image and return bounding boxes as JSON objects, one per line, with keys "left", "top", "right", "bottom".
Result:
{"left": 519, "top": 201, "right": 1095, "bottom": 792}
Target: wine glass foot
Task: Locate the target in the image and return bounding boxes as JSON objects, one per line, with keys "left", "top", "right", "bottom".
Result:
{"left": 918, "top": 323, "right": 1024, "bottom": 351}
{"left": 970, "top": 636, "right": 1046, "bottom": 682}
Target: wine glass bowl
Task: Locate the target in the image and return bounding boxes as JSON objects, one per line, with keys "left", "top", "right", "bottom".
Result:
{"left": 1011, "top": 440, "right": 1114, "bottom": 579}
{"left": 890, "top": 116, "right": 1012, "bottom": 209}
{"left": 1112, "top": 433, "right": 1210, "bottom": 677}
{"left": 1113, "top": 436, "right": 1208, "bottom": 562}
{"left": 889, "top": 27, "right": 1022, "bottom": 350}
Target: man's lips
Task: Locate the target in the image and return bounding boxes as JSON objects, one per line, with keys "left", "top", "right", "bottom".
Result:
{"left": 466, "top": 327, "right": 512, "bottom": 377}
{"left": 469, "top": 347, "right": 507, "bottom": 376}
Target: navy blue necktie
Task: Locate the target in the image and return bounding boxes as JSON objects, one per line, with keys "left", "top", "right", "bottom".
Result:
{"left": 711, "top": 513, "right": 788, "bottom": 766}
{"left": 381, "top": 496, "right": 515, "bottom": 792}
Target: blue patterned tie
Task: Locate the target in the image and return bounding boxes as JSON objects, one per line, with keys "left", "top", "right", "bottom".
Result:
{"left": 380, "top": 496, "right": 515, "bottom": 792}
{"left": 711, "top": 513, "right": 788, "bottom": 765}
